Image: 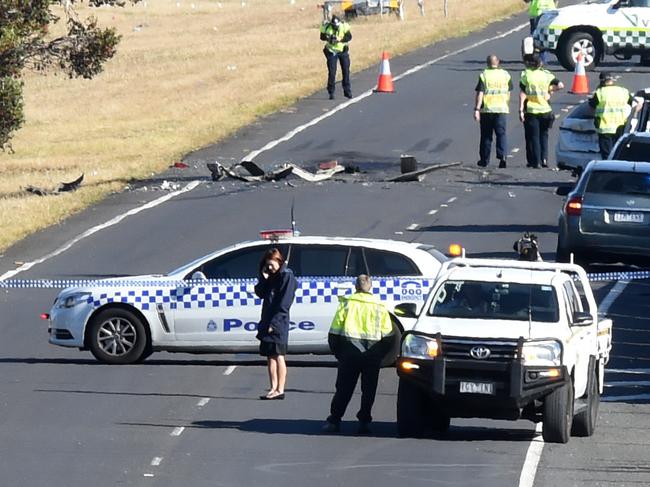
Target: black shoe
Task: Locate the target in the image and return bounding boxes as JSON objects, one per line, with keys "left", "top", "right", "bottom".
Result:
{"left": 498, "top": 159, "right": 507, "bottom": 169}
{"left": 344, "top": 92, "right": 353, "bottom": 99}
{"left": 357, "top": 422, "right": 372, "bottom": 435}
{"left": 328, "top": 93, "right": 335, "bottom": 100}
{"left": 322, "top": 421, "right": 340, "bottom": 433}
{"left": 477, "top": 160, "right": 488, "bottom": 167}
{"left": 541, "top": 160, "right": 548, "bottom": 168}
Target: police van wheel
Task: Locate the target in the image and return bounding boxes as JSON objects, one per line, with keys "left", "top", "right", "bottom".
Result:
{"left": 88, "top": 308, "right": 149, "bottom": 364}
{"left": 542, "top": 379, "right": 574, "bottom": 444}
{"left": 397, "top": 378, "right": 427, "bottom": 438}
{"left": 572, "top": 361, "right": 600, "bottom": 437}
{"left": 558, "top": 32, "right": 600, "bottom": 71}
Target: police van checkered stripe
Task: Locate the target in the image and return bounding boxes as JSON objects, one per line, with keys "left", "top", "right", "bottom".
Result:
{"left": 534, "top": 27, "right": 562, "bottom": 50}
{"left": 603, "top": 29, "right": 649, "bottom": 49}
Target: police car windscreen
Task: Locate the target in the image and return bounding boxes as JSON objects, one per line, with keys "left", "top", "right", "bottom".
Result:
{"left": 428, "top": 281, "right": 559, "bottom": 323}
{"left": 586, "top": 170, "right": 650, "bottom": 196}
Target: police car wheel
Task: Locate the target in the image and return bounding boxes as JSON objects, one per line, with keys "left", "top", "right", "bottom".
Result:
{"left": 88, "top": 308, "right": 149, "bottom": 364}
{"left": 558, "top": 32, "right": 600, "bottom": 71}
{"left": 542, "top": 379, "right": 574, "bottom": 444}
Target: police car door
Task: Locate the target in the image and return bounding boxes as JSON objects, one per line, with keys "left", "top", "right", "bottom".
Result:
{"left": 612, "top": 0, "right": 650, "bottom": 45}
{"left": 287, "top": 244, "right": 362, "bottom": 350}
{"left": 173, "top": 244, "right": 283, "bottom": 345}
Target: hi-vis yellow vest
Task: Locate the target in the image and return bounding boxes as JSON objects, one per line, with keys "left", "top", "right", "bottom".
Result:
{"left": 329, "top": 292, "right": 393, "bottom": 342}
{"left": 479, "top": 68, "right": 511, "bottom": 114}
{"left": 529, "top": 0, "right": 556, "bottom": 18}
{"left": 594, "top": 85, "right": 630, "bottom": 134}
{"left": 320, "top": 21, "right": 351, "bottom": 54}
{"left": 521, "top": 68, "right": 555, "bottom": 115}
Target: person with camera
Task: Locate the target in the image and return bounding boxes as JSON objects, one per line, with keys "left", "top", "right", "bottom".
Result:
{"left": 254, "top": 248, "right": 297, "bottom": 400}
{"left": 320, "top": 15, "right": 352, "bottom": 100}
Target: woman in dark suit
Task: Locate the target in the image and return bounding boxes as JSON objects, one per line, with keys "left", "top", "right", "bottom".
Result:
{"left": 254, "top": 248, "right": 297, "bottom": 400}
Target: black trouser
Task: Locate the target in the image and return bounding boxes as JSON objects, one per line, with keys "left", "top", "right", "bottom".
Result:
{"left": 524, "top": 112, "right": 554, "bottom": 167}
{"left": 328, "top": 356, "right": 380, "bottom": 424}
{"left": 324, "top": 48, "right": 351, "bottom": 97}
{"left": 529, "top": 16, "right": 539, "bottom": 35}
{"left": 479, "top": 112, "right": 507, "bottom": 165}
{"left": 598, "top": 126, "right": 624, "bottom": 159}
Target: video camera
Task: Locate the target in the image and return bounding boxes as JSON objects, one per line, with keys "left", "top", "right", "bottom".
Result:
{"left": 513, "top": 232, "right": 542, "bottom": 262}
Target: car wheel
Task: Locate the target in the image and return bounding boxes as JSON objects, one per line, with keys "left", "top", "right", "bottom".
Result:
{"left": 572, "top": 361, "right": 600, "bottom": 437}
{"left": 542, "top": 379, "right": 574, "bottom": 444}
{"left": 558, "top": 32, "right": 600, "bottom": 71}
{"left": 397, "top": 378, "right": 428, "bottom": 438}
{"left": 640, "top": 54, "right": 650, "bottom": 67}
{"left": 555, "top": 242, "right": 570, "bottom": 263}
{"left": 88, "top": 308, "right": 149, "bottom": 364}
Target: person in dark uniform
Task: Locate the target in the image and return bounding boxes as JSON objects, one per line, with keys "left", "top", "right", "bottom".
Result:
{"left": 255, "top": 248, "right": 297, "bottom": 400}
{"left": 320, "top": 15, "right": 352, "bottom": 100}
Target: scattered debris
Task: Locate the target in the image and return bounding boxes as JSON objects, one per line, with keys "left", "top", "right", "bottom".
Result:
{"left": 207, "top": 161, "right": 292, "bottom": 183}
{"left": 508, "top": 192, "right": 516, "bottom": 198}
{"left": 400, "top": 154, "right": 418, "bottom": 174}
{"left": 287, "top": 163, "right": 344, "bottom": 182}
{"left": 318, "top": 160, "right": 338, "bottom": 171}
{"left": 25, "top": 174, "right": 84, "bottom": 196}
{"left": 387, "top": 161, "right": 461, "bottom": 182}
{"left": 160, "top": 180, "right": 180, "bottom": 191}
{"left": 171, "top": 161, "right": 189, "bottom": 169}
{"left": 344, "top": 164, "right": 360, "bottom": 174}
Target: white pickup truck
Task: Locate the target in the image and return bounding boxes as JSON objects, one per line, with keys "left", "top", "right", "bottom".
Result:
{"left": 534, "top": 0, "right": 650, "bottom": 70}
{"left": 394, "top": 258, "right": 613, "bottom": 443}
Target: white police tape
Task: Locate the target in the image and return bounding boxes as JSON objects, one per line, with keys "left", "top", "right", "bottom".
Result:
{"left": 585, "top": 270, "right": 650, "bottom": 282}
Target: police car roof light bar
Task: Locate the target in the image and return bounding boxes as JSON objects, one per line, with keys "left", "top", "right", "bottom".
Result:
{"left": 260, "top": 229, "right": 294, "bottom": 241}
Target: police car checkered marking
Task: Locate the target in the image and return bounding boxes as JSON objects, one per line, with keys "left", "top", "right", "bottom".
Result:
{"left": 603, "top": 29, "right": 650, "bottom": 49}
{"left": 534, "top": 27, "right": 562, "bottom": 50}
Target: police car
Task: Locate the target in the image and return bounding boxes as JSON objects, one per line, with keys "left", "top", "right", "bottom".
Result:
{"left": 534, "top": 0, "right": 650, "bottom": 70}
{"left": 47, "top": 233, "right": 447, "bottom": 364}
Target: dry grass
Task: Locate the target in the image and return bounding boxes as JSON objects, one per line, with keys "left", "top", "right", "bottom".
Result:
{"left": 0, "top": 0, "right": 523, "bottom": 251}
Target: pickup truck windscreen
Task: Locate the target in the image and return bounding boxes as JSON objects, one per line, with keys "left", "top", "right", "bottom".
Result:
{"left": 428, "top": 281, "right": 559, "bottom": 323}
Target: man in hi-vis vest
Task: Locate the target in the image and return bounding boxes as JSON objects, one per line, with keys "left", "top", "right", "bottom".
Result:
{"left": 474, "top": 55, "right": 512, "bottom": 169}
{"left": 320, "top": 15, "right": 352, "bottom": 100}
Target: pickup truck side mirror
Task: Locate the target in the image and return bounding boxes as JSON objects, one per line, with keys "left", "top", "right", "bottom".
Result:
{"left": 572, "top": 311, "right": 594, "bottom": 326}
{"left": 394, "top": 302, "right": 418, "bottom": 319}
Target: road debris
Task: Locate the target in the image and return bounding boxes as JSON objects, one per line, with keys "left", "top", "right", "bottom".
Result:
{"left": 286, "top": 163, "right": 344, "bottom": 182}
{"left": 25, "top": 174, "right": 84, "bottom": 196}
{"left": 207, "top": 161, "right": 292, "bottom": 183}
{"left": 387, "top": 161, "right": 461, "bottom": 182}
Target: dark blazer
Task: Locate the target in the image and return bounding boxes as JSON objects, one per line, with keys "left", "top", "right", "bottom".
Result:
{"left": 254, "top": 267, "right": 297, "bottom": 345}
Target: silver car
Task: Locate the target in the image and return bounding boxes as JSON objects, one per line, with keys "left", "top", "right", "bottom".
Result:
{"left": 557, "top": 160, "right": 650, "bottom": 264}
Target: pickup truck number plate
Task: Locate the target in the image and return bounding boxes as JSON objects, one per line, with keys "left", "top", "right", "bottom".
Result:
{"left": 613, "top": 212, "right": 644, "bottom": 223}
{"left": 459, "top": 381, "right": 495, "bottom": 395}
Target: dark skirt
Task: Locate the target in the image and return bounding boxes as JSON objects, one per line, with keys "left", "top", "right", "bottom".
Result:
{"left": 259, "top": 340, "right": 287, "bottom": 357}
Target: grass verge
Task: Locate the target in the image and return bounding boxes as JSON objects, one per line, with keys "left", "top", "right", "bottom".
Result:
{"left": 0, "top": 0, "right": 523, "bottom": 252}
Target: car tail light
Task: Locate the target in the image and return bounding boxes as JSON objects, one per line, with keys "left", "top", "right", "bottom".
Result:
{"left": 565, "top": 196, "right": 583, "bottom": 216}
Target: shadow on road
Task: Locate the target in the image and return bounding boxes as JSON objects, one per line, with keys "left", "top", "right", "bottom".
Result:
{"left": 415, "top": 224, "right": 558, "bottom": 234}
{"left": 0, "top": 357, "right": 337, "bottom": 367}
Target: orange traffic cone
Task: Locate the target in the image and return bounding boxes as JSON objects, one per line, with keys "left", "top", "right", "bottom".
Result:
{"left": 374, "top": 51, "right": 394, "bottom": 93}
{"left": 570, "top": 52, "right": 590, "bottom": 94}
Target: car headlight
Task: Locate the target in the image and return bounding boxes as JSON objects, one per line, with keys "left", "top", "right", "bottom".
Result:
{"left": 57, "top": 292, "right": 92, "bottom": 309}
{"left": 523, "top": 340, "right": 562, "bottom": 366}
{"left": 401, "top": 333, "right": 440, "bottom": 360}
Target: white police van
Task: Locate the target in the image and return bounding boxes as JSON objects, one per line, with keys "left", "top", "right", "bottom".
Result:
{"left": 534, "top": 0, "right": 650, "bottom": 70}
{"left": 47, "top": 233, "right": 447, "bottom": 364}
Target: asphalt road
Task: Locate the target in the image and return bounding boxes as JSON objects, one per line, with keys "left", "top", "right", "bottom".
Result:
{"left": 1, "top": 6, "right": 650, "bottom": 487}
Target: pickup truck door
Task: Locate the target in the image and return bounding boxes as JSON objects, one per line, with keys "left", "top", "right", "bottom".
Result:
{"left": 563, "top": 280, "right": 595, "bottom": 397}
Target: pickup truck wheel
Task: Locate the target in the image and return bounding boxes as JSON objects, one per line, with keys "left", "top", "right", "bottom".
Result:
{"left": 542, "top": 380, "right": 574, "bottom": 443}
{"left": 558, "top": 32, "right": 600, "bottom": 71}
{"left": 397, "top": 378, "right": 427, "bottom": 438}
{"left": 88, "top": 308, "right": 149, "bottom": 364}
{"left": 572, "top": 364, "right": 600, "bottom": 437}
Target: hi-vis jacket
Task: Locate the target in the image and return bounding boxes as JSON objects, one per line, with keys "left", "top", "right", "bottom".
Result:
{"left": 479, "top": 68, "right": 512, "bottom": 114}
{"left": 328, "top": 292, "right": 393, "bottom": 357}
{"left": 527, "top": 0, "right": 556, "bottom": 18}
{"left": 520, "top": 68, "right": 556, "bottom": 115}
{"left": 320, "top": 21, "right": 352, "bottom": 54}
{"left": 593, "top": 85, "right": 632, "bottom": 134}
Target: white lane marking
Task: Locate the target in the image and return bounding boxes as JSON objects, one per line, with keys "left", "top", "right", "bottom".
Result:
{"left": 406, "top": 223, "right": 419, "bottom": 231}
{"left": 446, "top": 197, "right": 457, "bottom": 203}
{"left": 599, "top": 280, "right": 629, "bottom": 316}
{"left": 518, "top": 423, "right": 544, "bottom": 487}
{"left": 602, "top": 393, "right": 650, "bottom": 402}
{"left": 197, "top": 397, "right": 210, "bottom": 407}
{"left": 440, "top": 204, "right": 448, "bottom": 208}
{"left": 143, "top": 473, "right": 155, "bottom": 478}
{"left": 242, "top": 22, "right": 528, "bottom": 162}
{"left": 170, "top": 426, "right": 185, "bottom": 437}
{"left": 511, "top": 148, "right": 520, "bottom": 153}
{"left": 0, "top": 180, "right": 202, "bottom": 281}
{"left": 151, "top": 457, "right": 163, "bottom": 466}
{"left": 394, "top": 231, "right": 404, "bottom": 235}
{"left": 606, "top": 368, "right": 650, "bottom": 374}
{"left": 605, "top": 380, "right": 650, "bottom": 387}
{"left": 223, "top": 365, "right": 237, "bottom": 375}
{"left": 428, "top": 209, "right": 439, "bottom": 215}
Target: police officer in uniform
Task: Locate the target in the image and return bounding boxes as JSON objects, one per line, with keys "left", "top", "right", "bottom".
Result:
{"left": 320, "top": 15, "right": 352, "bottom": 100}
{"left": 589, "top": 72, "right": 634, "bottom": 159}
{"left": 519, "top": 54, "right": 563, "bottom": 168}
{"left": 323, "top": 275, "right": 393, "bottom": 434}
{"left": 474, "top": 55, "right": 512, "bottom": 168}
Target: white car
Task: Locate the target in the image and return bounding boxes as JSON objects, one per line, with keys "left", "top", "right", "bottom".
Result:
{"left": 534, "top": 0, "right": 650, "bottom": 70}
{"left": 47, "top": 234, "right": 447, "bottom": 364}
{"left": 395, "top": 258, "right": 612, "bottom": 443}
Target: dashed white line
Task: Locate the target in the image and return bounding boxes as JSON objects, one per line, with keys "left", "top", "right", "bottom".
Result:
{"left": 446, "top": 197, "right": 457, "bottom": 203}
{"left": 223, "top": 365, "right": 237, "bottom": 376}
{"left": 151, "top": 457, "right": 163, "bottom": 467}
{"left": 197, "top": 397, "right": 210, "bottom": 407}
{"left": 518, "top": 423, "right": 544, "bottom": 487}
{"left": 406, "top": 223, "right": 419, "bottom": 231}
{"left": 599, "top": 280, "right": 630, "bottom": 316}
{"left": 144, "top": 473, "right": 155, "bottom": 478}
{"left": 428, "top": 209, "right": 439, "bottom": 215}
{"left": 170, "top": 426, "right": 185, "bottom": 437}
{"left": 440, "top": 204, "right": 449, "bottom": 208}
